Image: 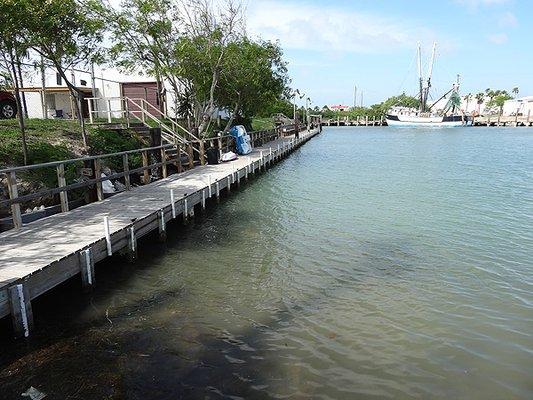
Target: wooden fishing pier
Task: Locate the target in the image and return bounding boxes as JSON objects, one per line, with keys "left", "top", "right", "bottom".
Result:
{"left": 0, "top": 126, "right": 321, "bottom": 338}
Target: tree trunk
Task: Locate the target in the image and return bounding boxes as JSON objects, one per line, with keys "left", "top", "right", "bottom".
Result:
{"left": 223, "top": 99, "right": 241, "bottom": 132}
{"left": 198, "top": 68, "right": 220, "bottom": 135}
{"left": 8, "top": 52, "right": 28, "bottom": 165}
{"left": 55, "top": 64, "right": 89, "bottom": 150}
{"left": 15, "top": 54, "right": 28, "bottom": 119}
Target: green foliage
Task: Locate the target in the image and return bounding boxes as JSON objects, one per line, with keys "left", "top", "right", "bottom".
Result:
{"left": 318, "top": 93, "right": 420, "bottom": 120}
{"left": 0, "top": 119, "right": 146, "bottom": 193}
{"left": 258, "top": 98, "right": 294, "bottom": 118}
{"left": 217, "top": 38, "right": 289, "bottom": 127}
{"left": 88, "top": 128, "right": 145, "bottom": 170}
{"left": 487, "top": 91, "right": 512, "bottom": 111}
{"left": 252, "top": 117, "right": 275, "bottom": 131}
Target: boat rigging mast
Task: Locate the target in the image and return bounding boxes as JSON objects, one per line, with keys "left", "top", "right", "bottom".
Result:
{"left": 418, "top": 42, "right": 436, "bottom": 113}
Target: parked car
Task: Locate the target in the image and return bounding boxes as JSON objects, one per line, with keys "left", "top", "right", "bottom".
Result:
{"left": 0, "top": 90, "right": 17, "bottom": 119}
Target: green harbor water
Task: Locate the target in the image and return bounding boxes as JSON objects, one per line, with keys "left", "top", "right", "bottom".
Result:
{"left": 1, "top": 126, "right": 532, "bottom": 399}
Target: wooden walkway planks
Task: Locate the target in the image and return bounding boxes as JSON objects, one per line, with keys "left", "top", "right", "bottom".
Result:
{"left": 0, "top": 128, "right": 320, "bottom": 334}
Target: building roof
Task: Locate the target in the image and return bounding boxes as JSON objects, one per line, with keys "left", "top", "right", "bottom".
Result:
{"left": 20, "top": 86, "right": 94, "bottom": 94}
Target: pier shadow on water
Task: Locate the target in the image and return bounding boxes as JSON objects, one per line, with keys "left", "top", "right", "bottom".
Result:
{"left": 0, "top": 188, "right": 340, "bottom": 399}
{"left": 0, "top": 207, "right": 420, "bottom": 399}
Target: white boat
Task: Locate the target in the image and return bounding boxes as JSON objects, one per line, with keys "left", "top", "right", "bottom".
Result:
{"left": 386, "top": 43, "right": 472, "bottom": 128}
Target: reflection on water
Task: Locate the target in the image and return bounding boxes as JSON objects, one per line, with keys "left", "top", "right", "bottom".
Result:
{"left": 1, "top": 127, "right": 532, "bottom": 399}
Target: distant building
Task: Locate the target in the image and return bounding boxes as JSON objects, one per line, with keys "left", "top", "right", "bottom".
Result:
{"left": 503, "top": 96, "right": 533, "bottom": 116}
{"left": 328, "top": 104, "right": 351, "bottom": 112}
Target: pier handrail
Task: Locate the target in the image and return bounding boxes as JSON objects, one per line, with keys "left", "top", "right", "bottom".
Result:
{"left": 0, "top": 125, "right": 300, "bottom": 230}
{"left": 0, "top": 144, "right": 175, "bottom": 175}
{"left": 86, "top": 96, "right": 198, "bottom": 142}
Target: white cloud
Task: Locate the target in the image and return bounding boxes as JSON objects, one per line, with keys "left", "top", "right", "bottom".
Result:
{"left": 498, "top": 11, "right": 518, "bottom": 28}
{"left": 246, "top": 1, "right": 450, "bottom": 54}
{"left": 488, "top": 33, "right": 508, "bottom": 44}
{"left": 455, "top": 0, "right": 510, "bottom": 8}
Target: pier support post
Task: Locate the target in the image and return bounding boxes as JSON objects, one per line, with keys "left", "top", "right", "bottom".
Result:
{"left": 158, "top": 209, "right": 166, "bottom": 241}
{"left": 8, "top": 283, "right": 34, "bottom": 339}
{"left": 227, "top": 175, "right": 231, "bottom": 193}
{"left": 208, "top": 175, "right": 212, "bottom": 198}
{"left": 103, "top": 216, "right": 112, "bottom": 256}
{"left": 216, "top": 181, "right": 220, "bottom": 203}
{"left": 201, "top": 189, "right": 206, "bottom": 211}
{"left": 183, "top": 198, "right": 189, "bottom": 225}
{"left": 170, "top": 189, "right": 176, "bottom": 219}
{"left": 127, "top": 226, "right": 137, "bottom": 262}
{"left": 79, "top": 248, "right": 95, "bottom": 292}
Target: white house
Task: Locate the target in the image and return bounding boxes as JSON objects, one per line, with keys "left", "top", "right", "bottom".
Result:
{"left": 20, "top": 63, "right": 171, "bottom": 121}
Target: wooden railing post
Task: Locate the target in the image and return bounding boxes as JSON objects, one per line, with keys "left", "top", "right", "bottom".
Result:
{"left": 56, "top": 163, "right": 69, "bottom": 212}
{"left": 142, "top": 150, "right": 150, "bottom": 184}
{"left": 123, "top": 153, "right": 131, "bottom": 190}
{"left": 6, "top": 171, "right": 22, "bottom": 229}
{"left": 199, "top": 139, "right": 206, "bottom": 165}
{"left": 177, "top": 144, "right": 183, "bottom": 172}
{"left": 187, "top": 143, "right": 194, "bottom": 168}
{"left": 160, "top": 147, "right": 167, "bottom": 178}
{"left": 88, "top": 100, "right": 94, "bottom": 124}
{"left": 94, "top": 158, "right": 104, "bottom": 201}
{"left": 107, "top": 99, "right": 112, "bottom": 123}
{"left": 125, "top": 99, "right": 130, "bottom": 128}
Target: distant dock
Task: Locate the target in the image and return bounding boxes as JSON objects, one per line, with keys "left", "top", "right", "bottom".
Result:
{"left": 321, "top": 113, "right": 533, "bottom": 127}
{"left": 0, "top": 127, "right": 321, "bottom": 338}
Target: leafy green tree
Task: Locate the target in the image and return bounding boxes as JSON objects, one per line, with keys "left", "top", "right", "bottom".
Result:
{"left": 217, "top": 39, "right": 289, "bottom": 131}
{"left": 512, "top": 87, "right": 519, "bottom": 98}
{"left": 89, "top": 0, "right": 178, "bottom": 122}
{"left": 0, "top": 2, "right": 29, "bottom": 164}
{"left": 487, "top": 91, "right": 512, "bottom": 114}
{"left": 14, "top": 0, "right": 104, "bottom": 149}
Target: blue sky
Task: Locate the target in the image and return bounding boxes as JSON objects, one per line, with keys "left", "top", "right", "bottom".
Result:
{"left": 247, "top": 0, "right": 532, "bottom": 107}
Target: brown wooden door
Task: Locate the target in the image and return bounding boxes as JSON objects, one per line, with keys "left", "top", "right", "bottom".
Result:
{"left": 121, "top": 82, "right": 161, "bottom": 118}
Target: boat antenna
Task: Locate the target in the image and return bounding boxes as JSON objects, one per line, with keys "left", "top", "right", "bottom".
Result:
{"left": 424, "top": 42, "right": 436, "bottom": 111}
{"left": 417, "top": 42, "right": 423, "bottom": 112}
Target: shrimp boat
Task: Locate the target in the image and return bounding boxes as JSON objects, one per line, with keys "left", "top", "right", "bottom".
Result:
{"left": 385, "top": 43, "right": 472, "bottom": 127}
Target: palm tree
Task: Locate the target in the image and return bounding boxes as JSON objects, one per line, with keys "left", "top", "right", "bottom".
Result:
{"left": 475, "top": 92, "right": 485, "bottom": 114}
{"left": 512, "top": 87, "right": 519, "bottom": 98}
{"left": 464, "top": 93, "right": 472, "bottom": 112}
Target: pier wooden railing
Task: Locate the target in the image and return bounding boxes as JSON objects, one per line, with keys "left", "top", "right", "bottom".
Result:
{"left": 0, "top": 126, "right": 296, "bottom": 230}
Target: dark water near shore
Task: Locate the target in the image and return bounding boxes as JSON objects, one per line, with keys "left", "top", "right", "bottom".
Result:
{"left": 1, "top": 127, "right": 532, "bottom": 399}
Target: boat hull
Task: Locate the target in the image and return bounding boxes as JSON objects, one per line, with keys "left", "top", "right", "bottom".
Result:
{"left": 386, "top": 114, "right": 472, "bottom": 127}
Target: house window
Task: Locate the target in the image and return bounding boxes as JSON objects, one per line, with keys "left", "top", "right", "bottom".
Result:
{"left": 56, "top": 73, "right": 62, "bottom": 86}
